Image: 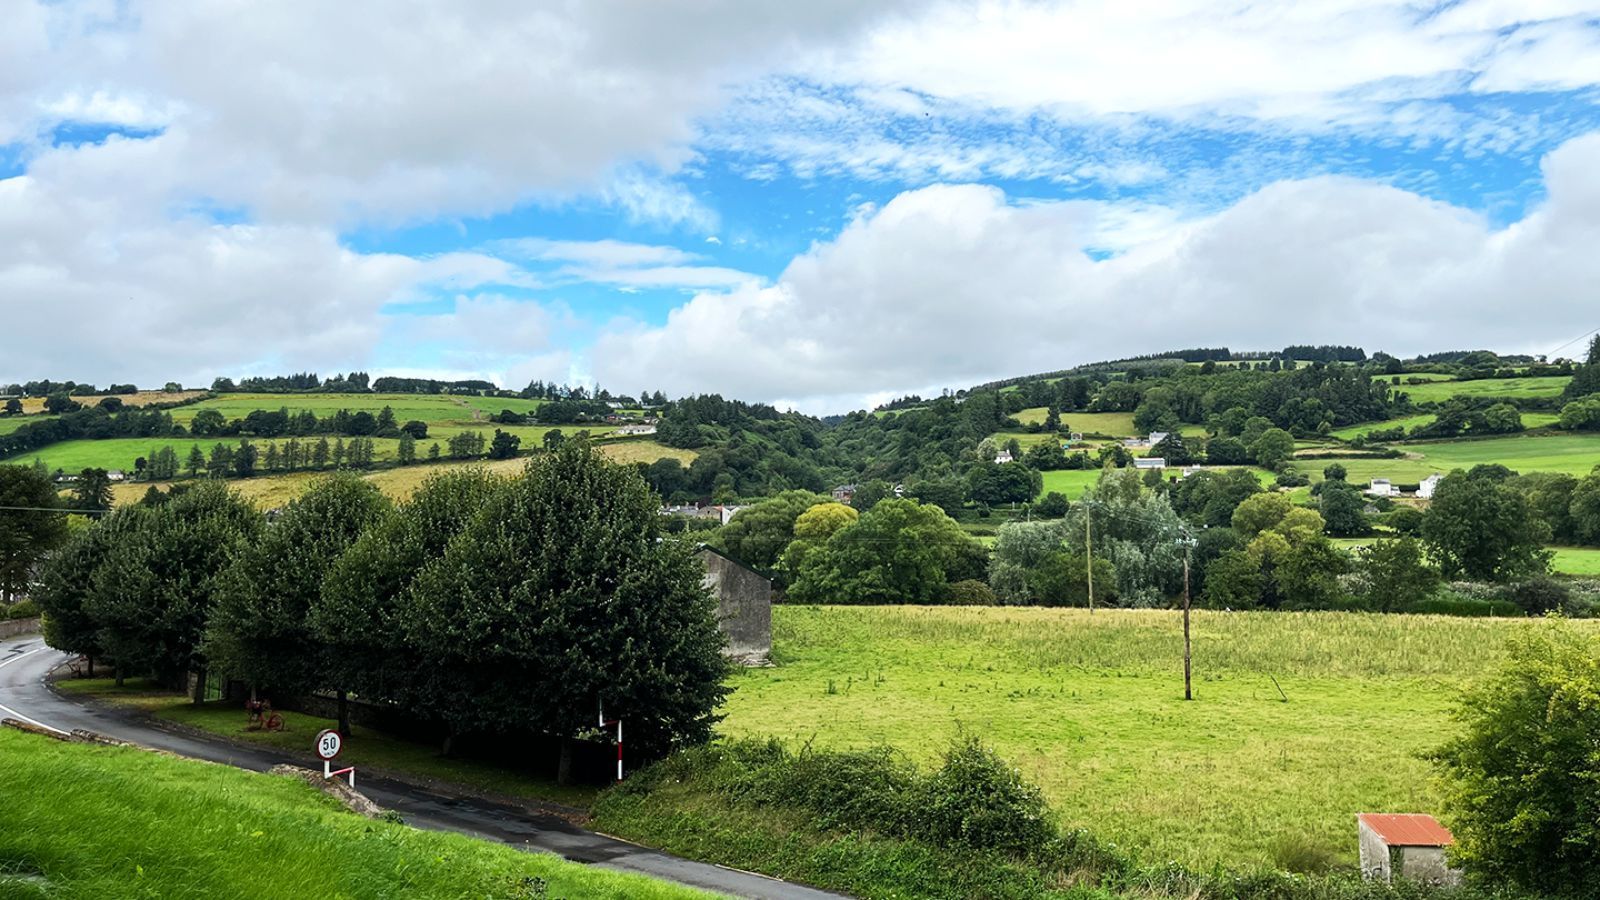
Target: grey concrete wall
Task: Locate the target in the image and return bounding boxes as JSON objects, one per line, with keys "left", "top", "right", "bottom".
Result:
{"left": 1399, "top": 847, "right": 1461, "bottom": 887}
{"left": 0, "top": 618, "right": 40, "bottom": 640}
{"left": 699, "top": 549, "right": 771, "bottom": 666}
{"left": 1358, "top": 820, "right": 1392, "bottom": 882}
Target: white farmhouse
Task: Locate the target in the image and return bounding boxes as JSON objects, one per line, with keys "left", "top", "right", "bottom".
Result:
{"left": 1133, "top": 457, "right": 1166, "bottom": 470}
{"left": 1366, "top": 478, "right": 1397, "bottom": 498}
{"left": 994, "top": 451, "right": 1014, "bottom": 464}
{"left": 1418, "top": 474, "right": 1442, "bottom": 499}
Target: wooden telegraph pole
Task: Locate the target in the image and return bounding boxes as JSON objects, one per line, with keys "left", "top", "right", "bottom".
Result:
{"left": 1180, "top": 535, "right": 1197, "bottom": 701}
{"left": 1084, "top": 502, "right": 1094, "bottom": 614}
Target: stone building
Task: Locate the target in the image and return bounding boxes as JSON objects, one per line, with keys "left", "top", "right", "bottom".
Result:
{"left": 1357, "top": 813, "right": 1460, "bottom": 886}
{"left": 697, "top": 546, "right": 772, "bottom": 666}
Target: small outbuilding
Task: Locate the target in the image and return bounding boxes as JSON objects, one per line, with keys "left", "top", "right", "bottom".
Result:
{"left": 1357, "top": 813, "right": 1460, "bottom": 886}
{"left": 697, "top": 546, "right": 772, "bottom": 667}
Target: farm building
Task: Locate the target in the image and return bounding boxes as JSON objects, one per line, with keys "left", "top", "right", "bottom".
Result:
{"left": 831, "top": 484, "right": 856, "bottom": 504}
{"left": 1418, "top": 474, "right": 1442, "bottom": 499}
{"left": 1133, "top": 457, "right": 1166, "bottom": 470}
{"left": 1357, "top": 814, "right": 1459, "bottom": 886}
{"left": 615, "top": 423, "right": 657, "bottom": 436}
{"left": 1367, "top": 478, "right": 1398, "bottom": 498}
{"left": 994, "top": 450, "right": 1014, "bottom": 464}
{"left": 697, "top": 546, "right": 771, "bottom": 666}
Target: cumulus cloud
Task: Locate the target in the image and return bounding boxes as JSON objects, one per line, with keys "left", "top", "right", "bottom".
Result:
{"left": 592, "top": 134, "right": 1600, "bottom": 413}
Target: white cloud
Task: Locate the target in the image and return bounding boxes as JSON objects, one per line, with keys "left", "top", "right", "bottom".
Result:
{"left": 592, "top": 133, "right": 1600, "bottom": 413}
{"left": 492, "top": 239, "right": 699, "bottom": 268}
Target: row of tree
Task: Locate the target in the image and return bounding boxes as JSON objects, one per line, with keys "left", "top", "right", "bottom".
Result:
{"left": 34, "top": 445, "right": 729, "bottom": 776}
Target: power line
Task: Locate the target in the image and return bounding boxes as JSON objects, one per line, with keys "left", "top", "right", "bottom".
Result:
{"left": 1547, "top": 325, "right": 1600, "bottom": 360}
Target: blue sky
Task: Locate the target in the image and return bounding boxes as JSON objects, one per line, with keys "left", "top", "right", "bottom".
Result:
{"left": 3, "top": 2, "right": 1600, "bottom": 411}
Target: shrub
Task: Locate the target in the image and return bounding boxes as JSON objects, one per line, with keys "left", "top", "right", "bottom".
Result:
{"left": 6, "top": 599, "right": 39, "bottom": 619}
{"left": 1506, "top": 575, "right": 1570, "bottom": 615}
{"left": 943, "top": 579, "right": 997, "bottom": 605}
{"left": 912, "top": 738, "right": 1054, "bottom": 856}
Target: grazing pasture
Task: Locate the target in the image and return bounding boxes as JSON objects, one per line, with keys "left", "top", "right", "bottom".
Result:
{"left": 719, "top": 605, "right": 1582, "bottom": 870}
{"left": 1329, "top": 412, "right": 1561, "bottom": 441}
{"left": 1290, "top": 433, "right": 1600, "bottom": 484}
{"left": 167, "top": 391, "right": 544, "bottom": 426}
{"left": 1397, "top": 375, "right": 1571, "bottom": 403}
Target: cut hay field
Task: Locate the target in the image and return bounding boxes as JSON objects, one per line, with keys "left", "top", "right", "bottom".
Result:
{"left": 0, "top": 728, "right": 708, "bottom": 899}
{"left": 103, "top": 440, "right": 697, "bottom": 508}
{"left": 14, "top": 390, "right": 207, "bottom": 414}
{"left": 720, "top": 606, "right": 1584, "bottom": 870}
{"left": 1013, "top": 409, "right": 1206, "bottom": 438}
{"left": 1398, "top": 375, "right": 1571, "bottom": 403}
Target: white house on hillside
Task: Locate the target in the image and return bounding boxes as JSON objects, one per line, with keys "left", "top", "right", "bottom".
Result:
{"left": 1133, "top": 457, "right": 1166, "bottom": 470}
{"left": 1367, "top": 478, "right": 1397, "bottom": 498}
{"left": 1418, "top": 474, "right": 1442, "bottom": 499}
{"left": 994, "top": 450, "right": 1014, "bottom": 464}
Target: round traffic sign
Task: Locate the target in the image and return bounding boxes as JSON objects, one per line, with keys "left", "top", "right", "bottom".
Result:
{"left": 315, "top": 728, "right": 342, "bottom": 761}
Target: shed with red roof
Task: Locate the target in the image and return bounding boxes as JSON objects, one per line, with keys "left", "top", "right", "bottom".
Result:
{"left": 1357, "top": 813, "right": 1460, "bottom": 886}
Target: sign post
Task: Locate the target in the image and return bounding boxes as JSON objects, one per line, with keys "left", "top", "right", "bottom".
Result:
{"left": 315, "top": 728, "right": 355, "bottom": 788}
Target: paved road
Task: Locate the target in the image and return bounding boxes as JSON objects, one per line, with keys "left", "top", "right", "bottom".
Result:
{"left": 0, "top": 634, "right": 848, "bottom": 900}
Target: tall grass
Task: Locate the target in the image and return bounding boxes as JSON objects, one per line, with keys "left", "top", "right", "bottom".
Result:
{"left": 720, "top": 606, "right": 1593, "bottom": 870}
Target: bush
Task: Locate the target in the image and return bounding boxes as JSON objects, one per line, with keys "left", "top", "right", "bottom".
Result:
{"left": 1434, "top": 621, "right": 1600, "bottom": 894}
{"left": 1407, "top": 595, "right": 1524, "bottom": 618}
{"left": 912, "top": 738, "right": 1054, "bottom": 856}
{"left": 6, "top": 599, "right": 39, "bottom": 619}
{"left": 943, "top": 580, "right": 997, "bottom": 605}
{"left": 1506, "top": 575, "right": 1571, "bottom": 615}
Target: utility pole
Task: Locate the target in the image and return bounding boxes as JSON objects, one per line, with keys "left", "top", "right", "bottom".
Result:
{"left": 1084, "top": 502, "right": 1094, "bottom": 614}
{"left": 1180, "top": 535, "right": 1197, "bottom": 701}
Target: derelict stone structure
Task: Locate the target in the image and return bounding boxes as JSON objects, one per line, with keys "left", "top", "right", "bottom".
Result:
{"left": 697, "top": 546, "right": 772, "bottom": 666}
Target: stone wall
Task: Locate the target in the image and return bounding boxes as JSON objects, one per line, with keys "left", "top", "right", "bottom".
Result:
{"left": 698, "top": 548, "right": 772, "bottom": 666}
{"left": 0, "top": 618, "right": 40, "bottom": 640}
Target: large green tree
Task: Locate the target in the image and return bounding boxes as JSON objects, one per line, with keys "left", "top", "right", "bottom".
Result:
{"left": 0, "top": 464, "right": 68, "bottom": 605}
{"left": 1433, "top": 622, "right": 1600, "bottom": 894}
{"left": 1317, "top": 479, "right": 1369, "bottom": 537}
{"left": 1422, "top": 470, "right": 1551, "bottom": 581}
{"left": 205, "top": 474, "right": 391, "bottom": 700}
{"left": 35, "top": 519, "right": 117, "bottom": 675}
{"left": 84, "top": 482, "right": 260, "bottom": 687}
{"left": 716, "top": 490, "right": 826, "bottom": 571}
{"left": 313, "top": 468, "right": 505, "bottom": 748}
{"left": 402, "top": 443, "right": 728, "bottom": 778}
{"left": 789, "top": 498, "right": 982, "bottom": 605}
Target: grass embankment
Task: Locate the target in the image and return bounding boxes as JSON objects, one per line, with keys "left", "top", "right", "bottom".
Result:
{"left": 714, "top": 606, "right": 1583, "bottom": 871}
{"left": 52, "top": 679, "right": 598, "bottom": 807}
{"left": 0, "top": 728, "right": 709, "bottom": 899}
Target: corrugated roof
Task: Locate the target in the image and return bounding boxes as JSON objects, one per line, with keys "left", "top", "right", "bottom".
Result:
{"left": 1358, "top": 813, "right": 1454, "bottom": 847}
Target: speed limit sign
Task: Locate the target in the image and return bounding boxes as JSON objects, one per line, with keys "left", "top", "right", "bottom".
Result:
{"left": 315, "top": 728, "right": 342, "bottom": 761}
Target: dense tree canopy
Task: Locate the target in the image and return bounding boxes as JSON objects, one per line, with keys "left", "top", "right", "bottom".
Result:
{"left": 0, "top": 464, "right": 68, "bottom": 604}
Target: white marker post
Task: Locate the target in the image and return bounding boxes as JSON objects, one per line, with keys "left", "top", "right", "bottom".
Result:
{"left": 316, "top": 728, "right": 355, "bottom": 788}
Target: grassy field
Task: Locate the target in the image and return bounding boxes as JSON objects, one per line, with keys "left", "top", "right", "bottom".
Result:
{"left": 718, "top": 606, "right": 1580, "bottom": 870}
{"left": 1398, "top": 375, "right": 1571, "bottom": 403}
{"left": 1289, "top": 433, "right": 1600, "bottom": 484}
{"left": 102, "top": 441, "right": 697, "bottom": 508}
{"left": 1012, "top": 409, "right": 1207, "bottom": 439}
{"left": 14, "top": 390, "right": 208, "bottom": 414}
{"left": 166, "top": 392, "right": 544, "bottom": 426}
{"left": 1329, "top": 538, "right": 1600, "bottom": 576}
{"left": 0, "top": 415, "right": 53, "bottom": 436}
{"left": 1329, "top": 412, "right": 1562, "bottom": 441}
{"left": 0, "top": 728, "right": 707, "bottom": 899}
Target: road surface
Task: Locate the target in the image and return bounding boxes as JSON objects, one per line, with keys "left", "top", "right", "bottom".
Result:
{"left": 0, "top": 634, "right": 847, "bottom": 900}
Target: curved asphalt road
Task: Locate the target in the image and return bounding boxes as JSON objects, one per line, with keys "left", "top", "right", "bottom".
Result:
{"left": 0, "top": 634, "right": 848, "bottom": 900}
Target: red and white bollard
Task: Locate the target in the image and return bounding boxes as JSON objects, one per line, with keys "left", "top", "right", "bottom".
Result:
{"left": 599, "top": 703, "right": 623, "bottom": 782}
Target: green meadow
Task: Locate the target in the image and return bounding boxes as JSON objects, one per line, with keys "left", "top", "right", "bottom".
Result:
{"left": 1291, "top": 433, "right": 1600, "bottom": 484}
{"left": 1397, "top": 375, "right": 1571, "bottom": 404}
{"left": 718, "top": 606, "right": 1582, "bottom": 870}
{"left": 1329, "top": 412, "right": 1561, "bottom": 441}
{"left": 169, "top": 392, "right": 545, "bottom": 426}
{"left": 0, "top": 729, "right": 708, "bottom": 900}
